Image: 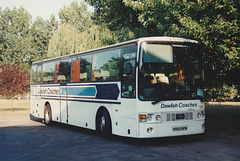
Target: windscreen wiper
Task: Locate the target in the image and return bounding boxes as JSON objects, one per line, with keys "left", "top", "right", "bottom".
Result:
{"left": 152, "top": 96, "right": 194, "bottom": 105}
{"left": 152, "top": 97, "right": 174, "bottom": 105}
{"left": 152, "top": 98, "right": 162, "bottom": 105}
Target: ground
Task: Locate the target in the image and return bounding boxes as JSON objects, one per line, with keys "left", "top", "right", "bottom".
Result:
{"left": 0, "top": 99, "right": 30, "bottom": 115}
{"left": 1, "top": 99, "right": 239, "bottom": 137}
{"left": 205, "top": 102, "right": 240, "bottom": 138}
{"left": 0, "top": 100, "right": 240, "bottom": 160}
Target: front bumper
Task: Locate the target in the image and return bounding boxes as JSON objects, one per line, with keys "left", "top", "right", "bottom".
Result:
{"left": 138, "top": 120, "right": 205, "bottom": 138}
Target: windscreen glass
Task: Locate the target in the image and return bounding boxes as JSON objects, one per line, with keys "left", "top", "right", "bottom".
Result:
{"left": 139, "top": 43, "right": 204, "bottom": 102}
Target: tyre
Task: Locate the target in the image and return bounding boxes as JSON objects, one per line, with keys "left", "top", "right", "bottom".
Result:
{"left": 44, "top": 104, "right": 52, "bottom": 126}
{"left": 97, "top": 110, "right": 112, "bottom": 138}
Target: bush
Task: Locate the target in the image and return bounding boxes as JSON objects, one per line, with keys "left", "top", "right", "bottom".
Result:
{"left": 222, "top": 84, "right": 238, "bottom": 101}
{"left": 206, "top": 84, "right": 238, "bottom": 102}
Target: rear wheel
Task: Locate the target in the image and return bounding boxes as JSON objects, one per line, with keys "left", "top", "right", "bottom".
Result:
{"left": 97, "top": 110, "right": 112, "bottom": 138}
{"left": 44, "top": 104, "right": 52, "bottom": 126}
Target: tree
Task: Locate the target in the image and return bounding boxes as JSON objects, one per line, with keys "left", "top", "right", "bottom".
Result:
{"left": 166, "top": 0, "right": 240, "bottom": 87}
{"left": 0, "top": 7, "right": 58, "bottom": 69}
{"left": 0, "top": 6, "right": 32, "bottom": 65}
{"left": 87, "top": 0, "right": 240, "bottom": 87}
{"left": 86, "top": 0, "right": 143, "bottom": 40}
{"left": 29, "top": 15, "right": 58, "bottom": 64}
{"left": 47, "top": 23, "right": 79, "bottom": 58}
{"left": 47, "top": 24, "right": 120, "bottom": 58}
{"left": 0, "top": 63, "right": 30, "bottom": 111}
{"left": 48, "top": 1, "right": 102, "bottom": 58}
{"left": 59, "top": 1, "right": 92, "bottom": 32}
{"left": 47, "top": 24, "right": 79, "bottom": 58}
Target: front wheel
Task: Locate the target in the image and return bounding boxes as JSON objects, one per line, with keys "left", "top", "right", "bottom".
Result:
{"left": 97, "top": 110, "right": 112, "bottom": 138}
{"left": 44, "top": 104, "right": 52, "bottom": 126}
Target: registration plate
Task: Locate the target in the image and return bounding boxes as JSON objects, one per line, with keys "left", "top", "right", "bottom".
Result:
{"left": 173, "top": 126, "right": 188, "bottom": 132}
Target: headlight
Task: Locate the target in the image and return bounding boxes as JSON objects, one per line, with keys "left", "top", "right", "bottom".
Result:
{"left": 197, "top": 111, "right": 205, "bottom": 119}
{"left": 201, "top": 111, "right": 205, "bottom": 118}
{"left": 147, "top": 127, "right": 153, "bottom": 133}
{"left": 147, "top": 114, "right": 153, "bottom": 121}
{"left": 139, "top": 113, "right": 162, "bottom": 123}
{"left": 156, "top": 115, "right": 161, "bottom": 121}
{"left": 197, "top": 112, "right": 201, "bottom": 118}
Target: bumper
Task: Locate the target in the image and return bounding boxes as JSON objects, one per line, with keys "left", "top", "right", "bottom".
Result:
{"left": 138, "top": 120, "right": 205, "bottom": 138}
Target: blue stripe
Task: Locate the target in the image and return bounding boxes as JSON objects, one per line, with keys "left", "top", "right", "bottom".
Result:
{"left": 95, "top": 84, "right": 119, "bottom": 100}
{"left": 60, "top": 84, "right": 119, "bottom": 100}
{"left": 68, "top": 86, "right": 96, "bottom": 97}
{"left": 61, "top": 88, "right": 67, "bottom": 95}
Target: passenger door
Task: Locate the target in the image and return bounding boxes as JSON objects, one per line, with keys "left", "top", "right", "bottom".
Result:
{"left": 60, "top": 82, "right": 68, "bottom": 123}
{"left": 55, "top": 58, "right": 72, "bottom": 124}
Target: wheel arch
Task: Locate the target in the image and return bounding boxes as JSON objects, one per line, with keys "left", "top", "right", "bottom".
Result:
{"left": 95, "top": 106, "right": 112, "bottom": 131}
{"left": 44, "top": 101, "right": 50, "bottom": 107}
{"left": 44, "top": 101, "right": 51, "bottom": 112}
{"left": 44, "top": 101, "right": 52, "bottom": 125}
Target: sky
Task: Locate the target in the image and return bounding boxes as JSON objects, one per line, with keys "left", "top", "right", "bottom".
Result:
{"left": 0, "top": 0, "right": 94, "bottom": 21}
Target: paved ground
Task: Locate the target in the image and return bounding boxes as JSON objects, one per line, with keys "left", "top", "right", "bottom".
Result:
{"left": 0, "top": 115, "right": 240, "bottom": 161}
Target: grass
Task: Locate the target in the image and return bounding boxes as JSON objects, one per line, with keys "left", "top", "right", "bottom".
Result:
{"left": 0, "top": 99, "right": 239, "bottom": 138}
{"left": 205, "top": 103, "right": 240, "bottom": 138}
{"left": 0, "top": 99, "right": 30, "bottom": 115}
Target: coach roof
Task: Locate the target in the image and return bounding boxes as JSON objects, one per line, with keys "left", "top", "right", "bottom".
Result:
{"left": 32, "top": 36, "right": 198, "bottom": 65}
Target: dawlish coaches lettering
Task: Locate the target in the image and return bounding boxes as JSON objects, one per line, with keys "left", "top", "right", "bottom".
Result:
{"left": 38, "top": 87, "right": 61, "bottom": 95}
{"left": 161, "top": 103, "right": 197, "bottom": 108}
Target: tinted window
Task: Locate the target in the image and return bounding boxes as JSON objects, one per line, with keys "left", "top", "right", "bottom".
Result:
{"left": 80, "top": 55, "right": 92, "bottom": 81}
{"left": 42, "top": 62, "right": 55, "bottom": 84}
{"left": 56, "top": 58, "right": 72, "bottom": 83}
{"left": 121, "top": 45, "right": 137, "bottom": 98}
{"left": 139, "top": 43, "right": 204, "bottom": 101}
{"left": 31, "top": 65, "right": 37, "bottom": 84}
{"left": 92, "top": 49, "right": 121, "bottom": 81}
{"left": 37, "top": 65, "right": 42, "bottom": 84}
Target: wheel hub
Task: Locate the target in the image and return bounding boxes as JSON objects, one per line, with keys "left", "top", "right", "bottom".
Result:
{"left": 100, "top": 116, "right": 105, "bottom": 131}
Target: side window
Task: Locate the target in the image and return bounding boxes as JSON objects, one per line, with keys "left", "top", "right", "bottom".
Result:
{"left": 80, "top": 55, "right": 92, "bottom": 81}
{"left": 92, "top": 49, "right": 120, "bottom": 81}
{"left": 56, "top": 58, "right": 72, "bottom": 83}
{"left": 42, "top": 62, "right": 55, "bottom": 84}
{"left": 36, "top": 65, "right": 42, "bottom": 84}
{"left": 31, "top": 65, "right": 37, "bottom": 84}
{"left": 121, "top": 45, "right": 137, "bottom": 98}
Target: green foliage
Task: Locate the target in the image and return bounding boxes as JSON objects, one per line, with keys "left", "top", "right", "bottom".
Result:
{"left": 76, "top": 25, "right": 119, "bottom": 50}
{"left": 171, "top": 0, "right": 240, "bottom": 86}
{"left": 87, "top": 0, "right": 240, "bottom": 88}
{"left": 0, "top": 7, "right": 58, "bottom": 69}
{"left": 48, "top": 1, "right": 132, "bottom": 58}
{"left": 47, "top": 23, "right": 80, "bottom": 58}
{"left": 222, "top": 84, "right": 238, "bottom": 101}
{"left": 29, "top": 15, "right": 58, "bottom": 63}
{"left": 47, "top": 24, "right": 119, "bottom": 58}
{"left": 0, "top": 6, "right": 32, "bottom": 65}
{"left": 207, "top": 84, "right": 238, "bottom": 101}
{"left": 59, "top": 1, "right": 92, "bottom": 32}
